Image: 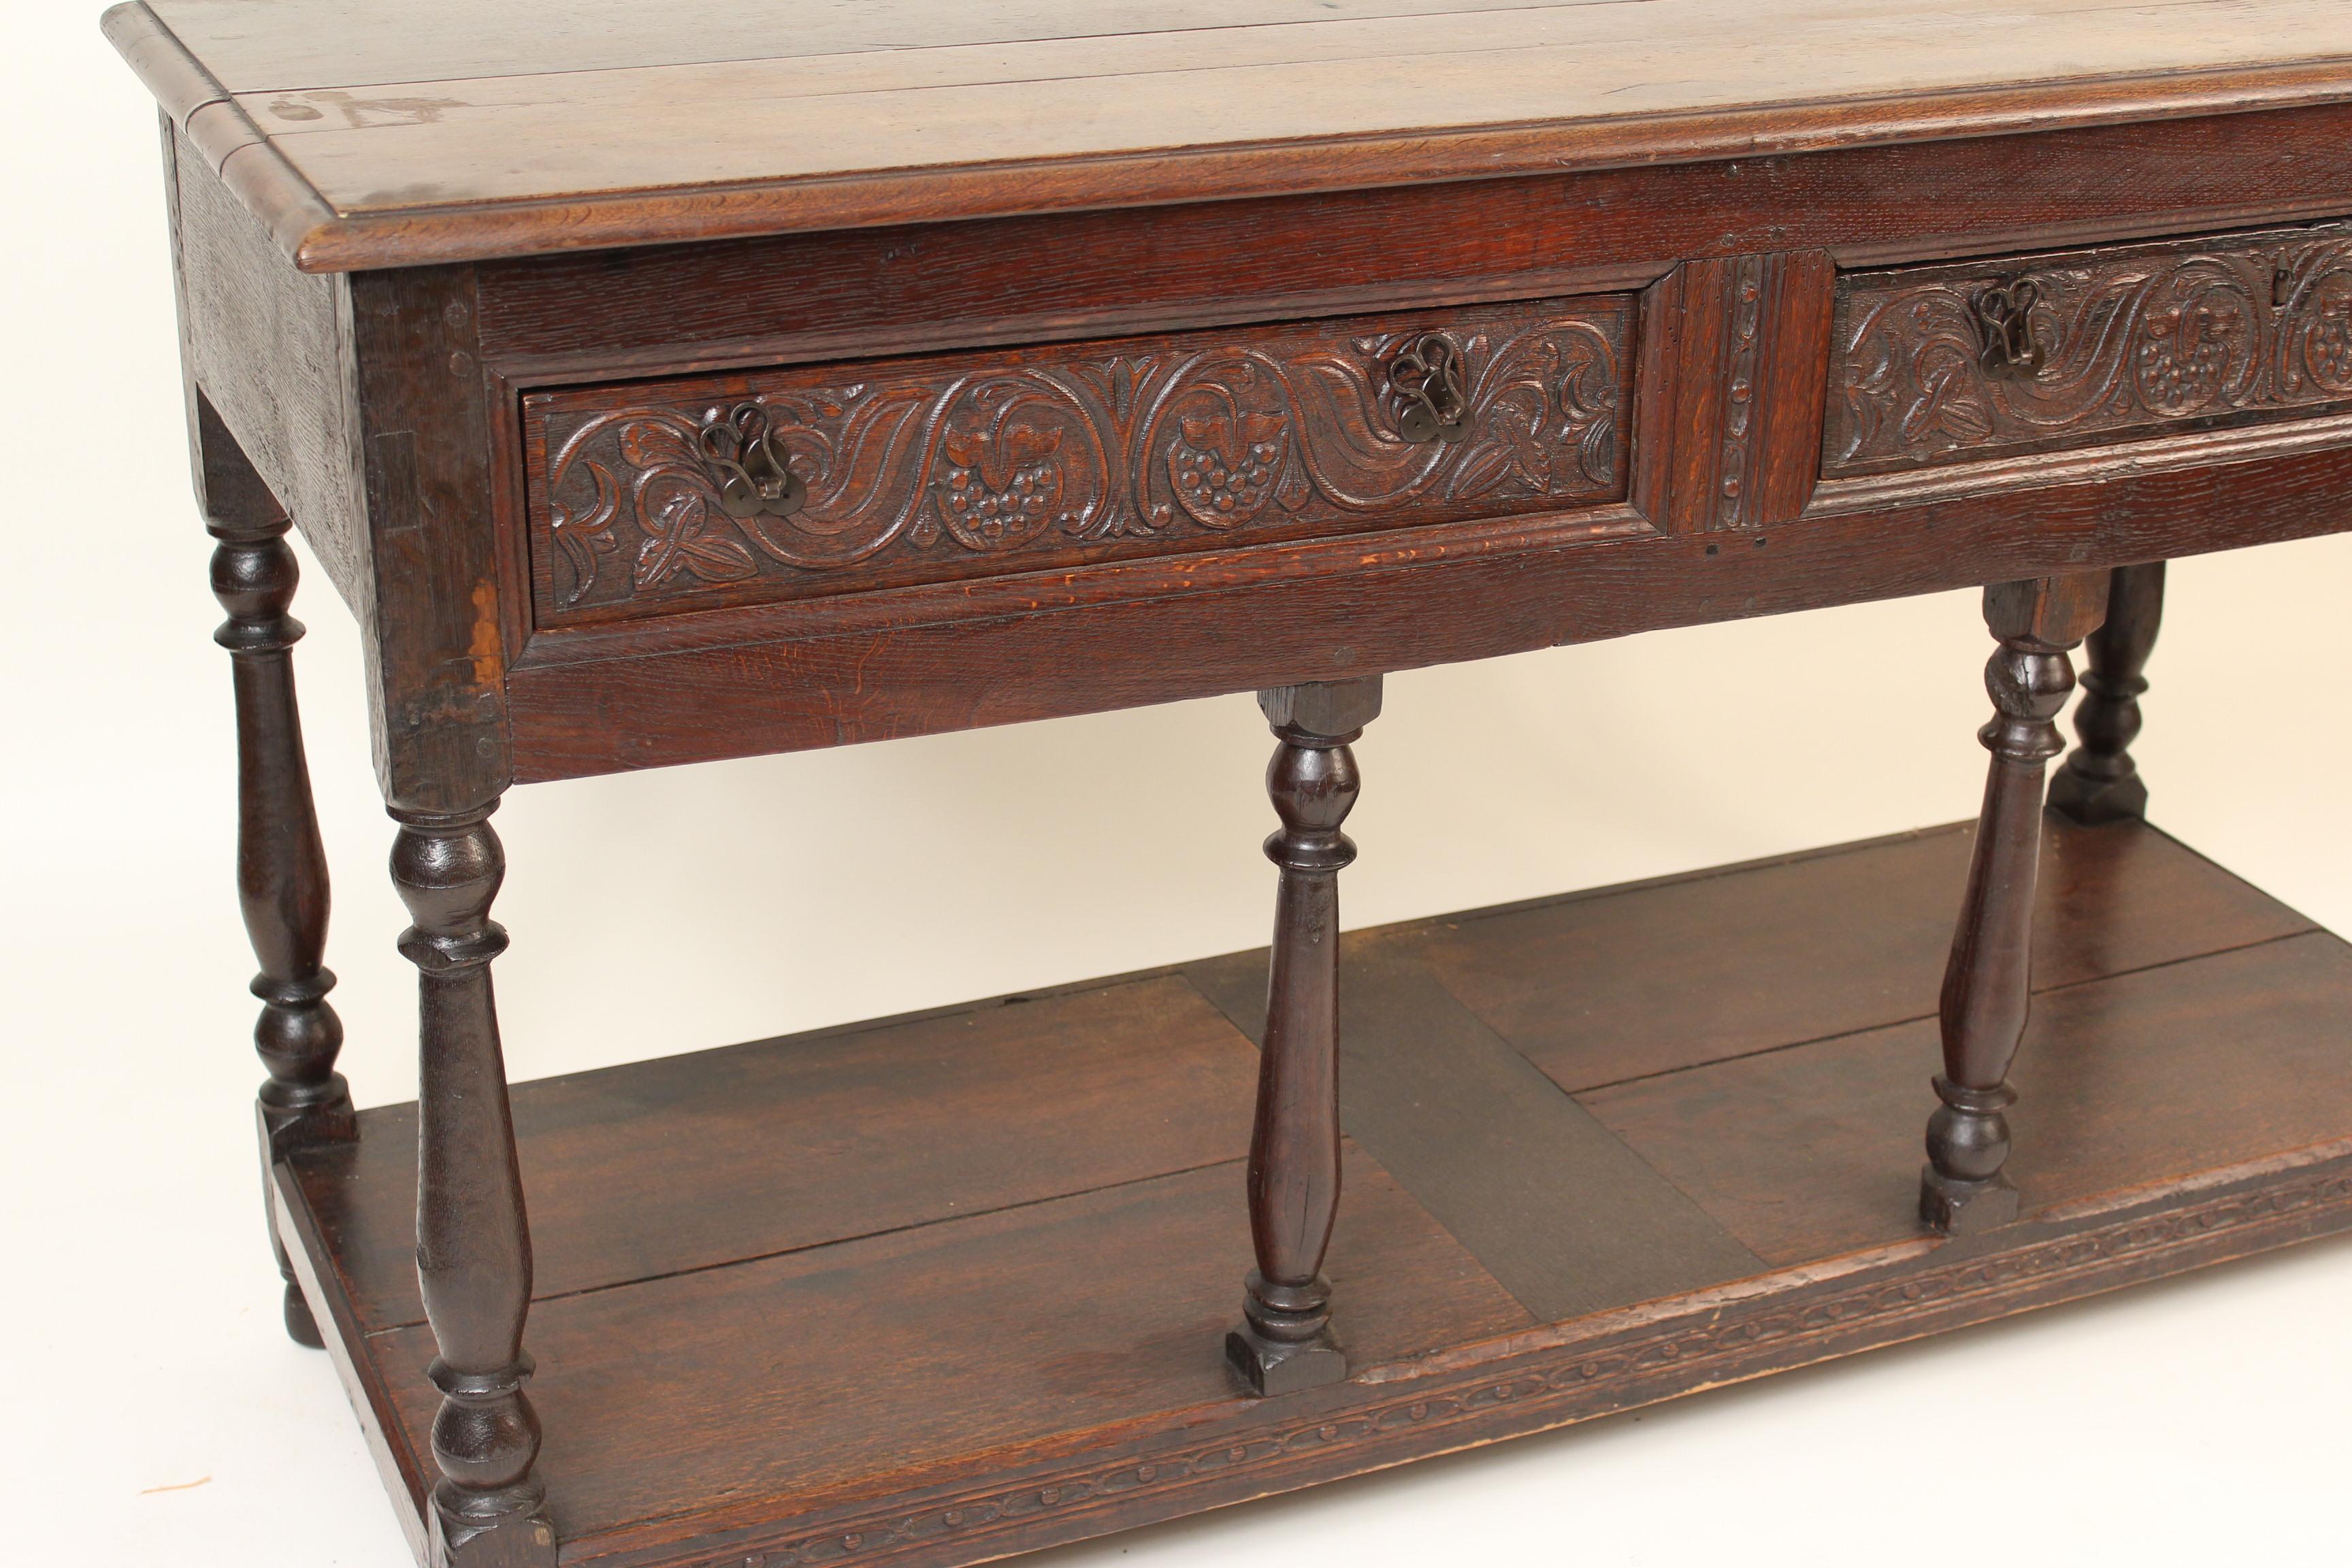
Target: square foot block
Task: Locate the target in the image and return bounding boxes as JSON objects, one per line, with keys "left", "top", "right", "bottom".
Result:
{"left": 2047, "top": 768, "right": 2149, "bottom": 826}
{"left": 1920, "top": 1166, "right": 2021, "bottom": 1235}
{"left": 431, "top": 1494, "right": 557, "bottom": 1568}
{"left": 1225, "top": 1326, "right": 1349, "bottom": 1396}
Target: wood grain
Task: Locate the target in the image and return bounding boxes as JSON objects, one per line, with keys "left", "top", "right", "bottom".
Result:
{"left": 140, "top": 0, "right": 1644, "bottom": 87}
{"left": 523, "top": 296, "right": 1631, "bottom": 626}
{"left": 466, "top": 103, "right": 2352, "bottom": 374}
{"left": 1416, "top": 816, "right": 2313, "bottom": 1094}
{"left": 274, "top": 818, "right": 2352, "bottom": 1568}
{"left": 1186, "top": 938, "right": 1765, "bottom": 1324}
{"left": 292, "top": 976, "right": 1262, "bottom": 1332}
{"left": 1827, "top": 223, "right": 2352, "bottom": 477}
{"left": 502, "top": 434, "right": 2352, "bottom": 780}
{"left": 110, "top": 1, "right": 2352, "bottom": 267}
{"left": 1584, "top": 930, "right": 2352, "bottom": 1263}
{"left": 1634, "top": 251, "right": 1836, "bottom": 532}
{"left": 346, "top": 265, "right": 512, "bottom": 813}
{"left": 365, "top": 1147, "right": 1532, "bottom": 1540}
{"left": 168, "top": 128, "right": 367, "bottom": 610}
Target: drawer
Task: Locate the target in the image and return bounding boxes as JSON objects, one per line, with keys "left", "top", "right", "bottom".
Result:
{"left": 524, "top": 295, "right": 1634, "bottom": 627}
{"left": 1825, "top": 223, "right": 2352, "bottom": 478}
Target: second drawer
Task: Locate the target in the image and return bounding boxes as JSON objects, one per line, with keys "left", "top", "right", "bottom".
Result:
{"left": 523, "top": 295, "right": 1634, "bottom": 627}
{"left": 1826, "top": 221, "right": 2352, "bottom": 478}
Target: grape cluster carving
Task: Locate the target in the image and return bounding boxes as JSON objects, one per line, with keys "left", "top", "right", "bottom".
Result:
{"left": 535, "top": 306, "right": 1628, "bottom": 621}
{"left": 1831, "top": 227, "right": 2352, "bottom": 475}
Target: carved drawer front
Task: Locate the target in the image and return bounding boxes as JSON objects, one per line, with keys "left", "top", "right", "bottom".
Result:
{"left": 523, "top": 295, "right": 1633, "bottom": 626}
{"left": 1825, "top": 222, "right": 2352, "bottom": 478}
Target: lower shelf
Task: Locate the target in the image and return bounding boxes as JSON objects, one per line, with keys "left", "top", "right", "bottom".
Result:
{"left": 278, "top": 815, "right": 2352, "bottom": 1568}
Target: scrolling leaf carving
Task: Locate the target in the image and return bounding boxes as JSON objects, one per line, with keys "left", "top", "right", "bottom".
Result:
{"left": 528, "top": 299, "right": 1630, "bottom": 624}
{"left": 1827, "top": 224, "right": 2352, "bottom": 477}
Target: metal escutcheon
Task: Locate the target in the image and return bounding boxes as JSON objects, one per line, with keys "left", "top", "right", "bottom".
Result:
{"left": 1386, "top": 332, "right": 1471, "bottom": 444}
{"left": 698, "top": 402, "right": 807, "bottom": 520}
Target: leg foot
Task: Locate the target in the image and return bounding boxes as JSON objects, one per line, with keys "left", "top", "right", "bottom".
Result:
{"left": 1226, "top": 1272, "right": 1348, "bottom": 1396}
{"left": 282, "top": 1280, "right": 326, "bottom": 1349}
{"left": 1918, "top": 1079, "right": 2021, "bottom": 1235}
{"left": 427, "top": 1357, "right": 557, "bottom": 1568}
{"left": 433, "top": 1480, "right": 558, "bottom": 1568}
{"left": 1918, "top": 1171, "right": 2021, "bottom": 1235}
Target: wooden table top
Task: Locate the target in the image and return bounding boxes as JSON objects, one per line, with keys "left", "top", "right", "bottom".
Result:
{"left": 110, "top": 0, "right": 2352, "bottom": 271}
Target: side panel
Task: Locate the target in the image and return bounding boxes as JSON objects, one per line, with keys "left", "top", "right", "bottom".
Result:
{"left": 169, "top": 126, "right": 369, "bottom": 610}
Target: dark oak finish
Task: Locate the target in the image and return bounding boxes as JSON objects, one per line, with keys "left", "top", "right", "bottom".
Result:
{"left": 1414, "top": 815, "right": 2312, "bottom": 1095}
{"left": 1827, "top": 225, "right": 2352, "bottom": 477}
{"left": 276, "top": 820, "right": 2352, "bottom": 1568}
{"left": 1582, "top": 930, "right": 2352, "bottom": 1265}
{"left": 1923, "top": 574, "right": 2112, "bottom": 1233}
{"left": 525, "top": 297, "right": 1631, "bottom": 625}
{"left": 1187, "top": 938, "right": 1767, "bottom": 1323}
{"left": 105, "top": 6, "right": 2352, "bottom": 1564}
{"left": 1229, "top": 678, "right": 1383, "bottom": 1395}
{"left": 201, "top": 392, "right": 355, "bottom": 1346}
{"left": 500, "top": 441, "right": 2352, "bottom": 779}
{"left": 104, "top": 1, "right": 2352, "bottom": 269}
{"left": 2051, "top": 561, "right": 2168, "bottom": 825}
{"left": 297, "top": 977, "right": 1261, "bottom": 1332}
{"left": 390, "top": 807, "right": 556, "bottom": 1567}
{"left": 1635, "top": 250, "right": 1836, "bottom": 532}
{"left": 142, "top": 39, "right": 2352, "bottom": 787}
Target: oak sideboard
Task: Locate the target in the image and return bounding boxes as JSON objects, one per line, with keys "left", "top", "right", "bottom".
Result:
{"left": 108, "top": 3, "right": 2352, "bottom": 1565}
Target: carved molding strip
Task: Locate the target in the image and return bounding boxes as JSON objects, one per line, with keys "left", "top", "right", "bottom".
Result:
{"left": 1631, "top": 250, "right": 1835, "bottom": 534}
{"left": 649, "top": 1159, "right": 2352, "bottom": 1568}
{"left": 1827, "top": 222, "right": 2352, "bottom": 478}
{"left": 1713, "top": 254, "right": 1769, "bottom": 528}
{"left": 523, "top": 298, "right": 1632, "bottom": 627}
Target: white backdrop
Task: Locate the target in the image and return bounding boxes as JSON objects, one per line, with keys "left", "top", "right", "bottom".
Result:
{"left": 7, "top": 8, "right": 2350, "bottom": 1564}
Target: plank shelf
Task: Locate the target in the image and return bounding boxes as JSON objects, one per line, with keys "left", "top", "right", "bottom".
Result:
{"left": 278, "top": 815, "right": 2352, "bottom": 1568}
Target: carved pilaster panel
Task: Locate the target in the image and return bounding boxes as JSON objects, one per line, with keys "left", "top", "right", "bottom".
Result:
{"left": 1633, "top": 251, "right": 1836, "bottom": 533}
{"left": 521, "top": 296, "right": 1633, "bottom": 626}
{"left": 1826, "top": 222, "right": 2352, "bottom": 478}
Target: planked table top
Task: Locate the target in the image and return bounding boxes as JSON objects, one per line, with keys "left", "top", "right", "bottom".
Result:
{"left": 109, "top": 0, "right": 2352, "bottom": 271}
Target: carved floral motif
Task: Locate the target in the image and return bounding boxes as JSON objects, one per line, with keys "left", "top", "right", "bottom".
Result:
{"left": 527, "top": 300, "right": 1629, "bottom": 623}
{"left": 1826, "top": 224, "right": 2352, "bottom": 477}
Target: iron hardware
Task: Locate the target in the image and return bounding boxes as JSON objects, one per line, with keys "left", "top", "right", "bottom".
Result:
{"left": 698, "top": 402, "right": 807, "bottom": 520}
{"left": 1384, "top": 332, "right": 1471, "bottom": 444}
{"left": 1973, "top": 278, "right": 2048, "bottom": 378}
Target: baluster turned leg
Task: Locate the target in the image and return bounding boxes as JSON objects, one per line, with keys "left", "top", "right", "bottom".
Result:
{"left": 2048, "top": 561, "right": 2166, "bottom": 824}
{"left": 392, "top": 806, "right": 557, "bottom": 1568}
{"left": 211, "top": 497, "right": 355, "bottom": 1347}
{"left": 1922, "top": 574, "right": 2110, "bottom": 1234}
{"left": 1227, "top": 677, "right": 1382, "bottom": 1396}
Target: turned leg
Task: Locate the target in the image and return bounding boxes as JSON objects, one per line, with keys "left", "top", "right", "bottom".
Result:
{"left": 1226, "top": 677, "right": 1381, "bottom": 1396}
{"left": 1921, "top": 574, "right": 2110, "bottom": 1235}
{"left": 392, "top": 806, "right": 557, "bottom": 1568}
{"left": 210, "top": 485, "right": 355, "bottom": 1348}
{"left": 2048, "top": 561, "right": 2166, "bottom": 824}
